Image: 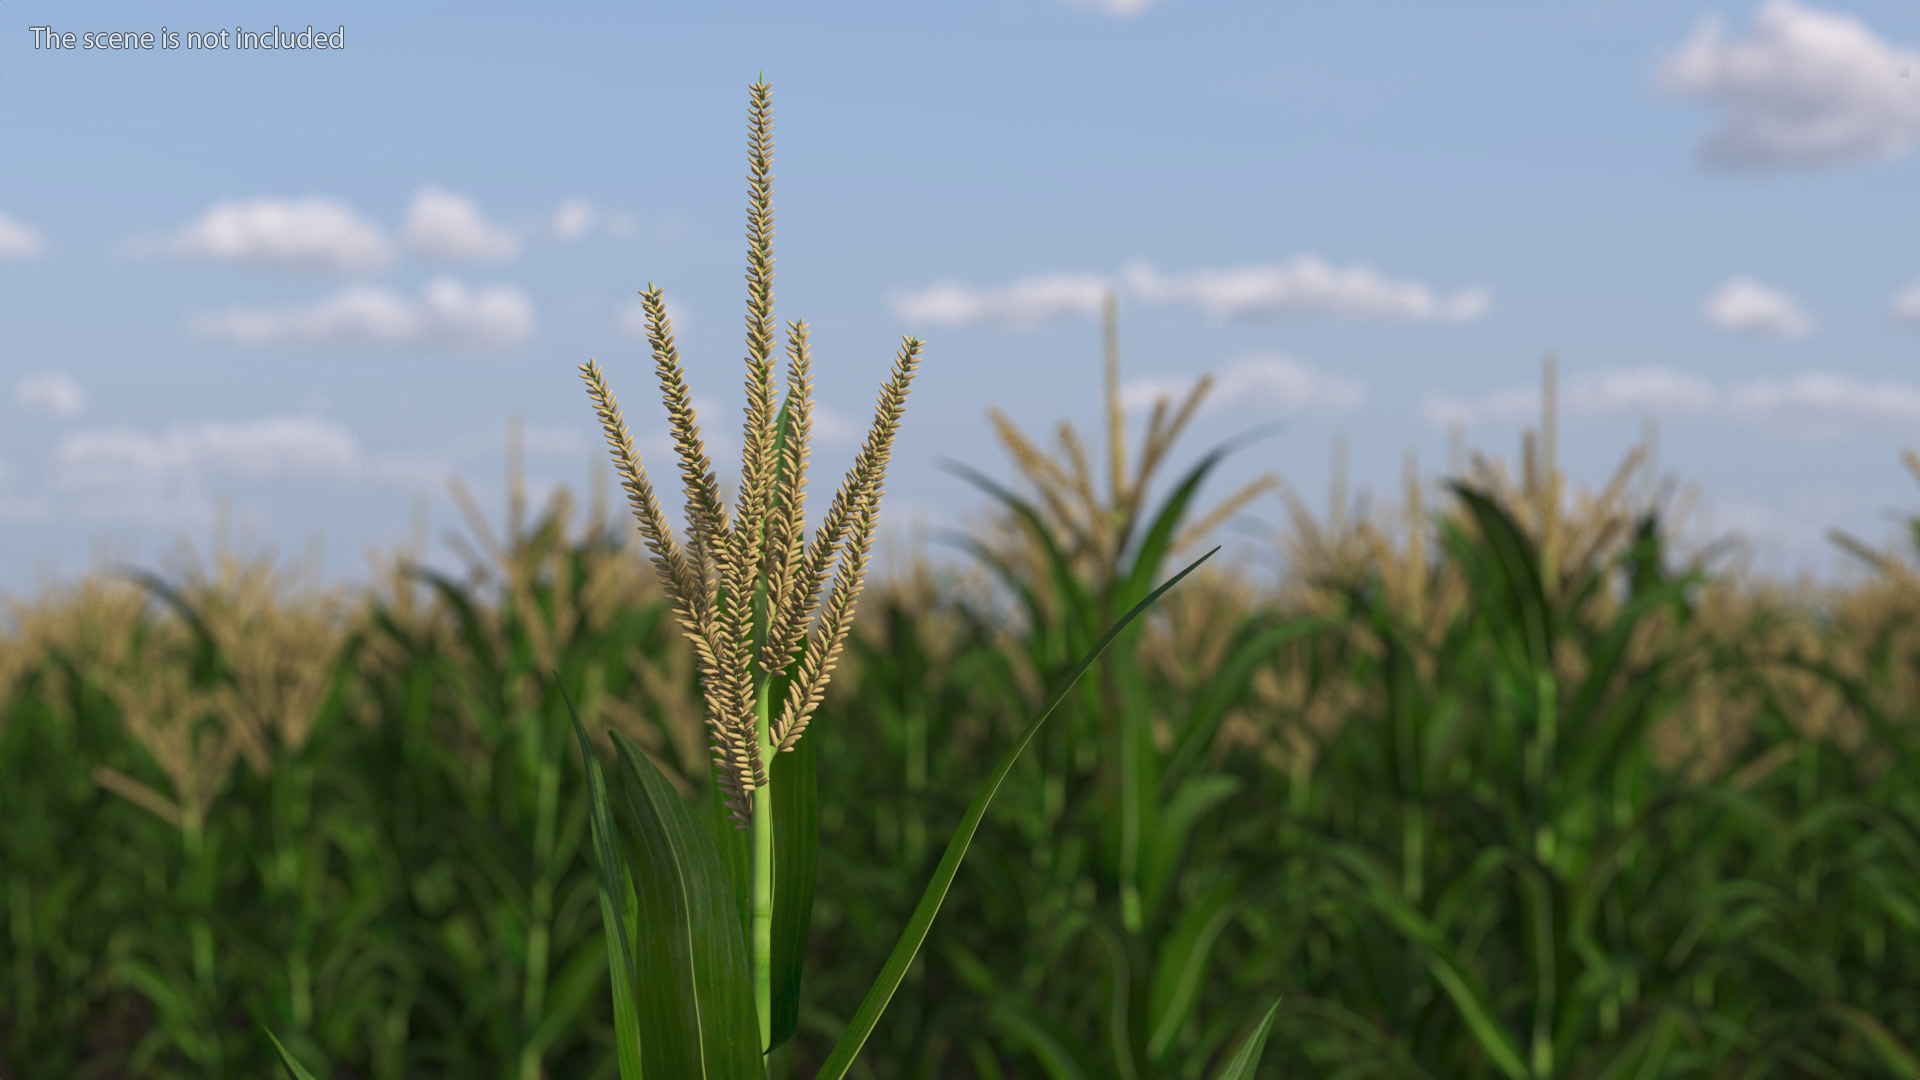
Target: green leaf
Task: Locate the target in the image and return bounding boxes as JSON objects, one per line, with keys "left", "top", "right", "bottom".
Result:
{"left": 812, "top": 545, "right": 1223, "bottom": 1080}
{"left": 1447, "top": 483, "right": 1551, "bottom": 672}
{"left": 1327, "top": 844, "right": 1531, "bottom": 1080}
{"left": 1113, "top": 447, "right": 1223, "bottom": 614}
{"left": 1161, "top": 611, "right": 1338, "bottom": 792}
{"left": 990, "top": 998, "right": 1098, "bottom": 1080}
{"left": 711, "top": 776, "right": 753, "bottom": 958}
{"left": 568, "top": 701, "right": 645, "bottom": 1080}
{"left": 1144, "top": 774, "right": 1242, "bottom": 914}
{"left": 604, "top": 730, "right": 764, "bottom": 1078}
{"left": 566, "top": 682, "right": 762, "bottom": 1080}
{"left": 1113, "top": 420, "right": 1283, "bottom": 614}
{"left": 1146, "top": 875, "right": 1243, "bottom": 1063}
{"left": 769, "top": 727, "right": 818, "bottom": 1051}
{"left": 1824, "top": 1001, "right": 1920, "bottom": 1077}
{"left": 264, "top": 1027, "right": 321, "bottom": 1080}
{"left": 939, "top": 459, "right": 1098, "bottom": 647}
{"left": 1208, "top": 999, "right": 1281, "bottom": 1080}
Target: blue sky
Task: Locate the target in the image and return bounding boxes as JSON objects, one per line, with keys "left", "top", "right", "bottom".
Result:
{"left": 7, "top": 0, "right": 1920, "bottom": 597}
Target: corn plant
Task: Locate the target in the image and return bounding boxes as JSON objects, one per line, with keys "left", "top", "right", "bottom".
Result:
{"left": 887, "top": 294, "right": 1326, "bottom": 1077}
{"left": 263, "top": 80, "right": 1274, "bottom": 1080}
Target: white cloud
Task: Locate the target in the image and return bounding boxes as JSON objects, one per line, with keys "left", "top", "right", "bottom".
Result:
{"left": 1423, "top": 365, "right": 1920, "bottom": 441}
{"left": 1889, "top": 281, "right": 1920, "bottom": 325}
{"left": 1423, "top": 367, "right": 1719, "bottom": 429}
{"left": 1122, "top": 257, "right": 1491, "bottom": 322}
{"left": 1420, "top": 386, "right": 1542, "bottom": 429}
{"left": 56, "top": 416, "right": 358, "bottom": 486}
{"left": 892, "top": 273, "right": 1109, "bottom": 329}
{"left": 1123, "top": 353, "right": 1366, "bottom": 416}
{"left": 1659, "top": 0, "right": 1920, "bottom": 169}
{"left": 16, "top": 372, "right": 86, "bottom": 418}
{"left": 0, "top": 210, "right": 47, "bottom": 259}
{"left": 1060, "top": 0, "right": 1159, "bottom": 16}
{"left": 893, "top": 258, "right": 1489, "bottom": 330}
{"left": 401, "top": 186, "right": 520, "bottom": 263}
{"left": 1703, "top": 276, "right": 1814, "bottom": 338}
{"left": 192, "top": 277, "right": 535, "bottom": 351}
{"left": 171, "top": 196, "right": 391, "bottom": 275}
{"left": 1563, "top": 368, "right": 1719, "bottom": 417}
{"left": 1727, "top": 371, "right": 1920, "bottom": 438}
{"left": 47, "top": 415, "right": 444, "bottom": 524}
{"left": 551, "top": 197, "right": 597, "bottom": 242}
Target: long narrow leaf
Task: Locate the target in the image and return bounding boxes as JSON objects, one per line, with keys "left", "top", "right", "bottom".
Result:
{"left": 1115, "top": 420, "right": 1283, "bottom": 614}
{"left": 940, "top": 459, "right": 1098, "bottom": 647}
{"left": 264, "top": 1027, "right": 321, "bottom": 1080}
{"left": 604, "top": 730, "right": 764, "bottom": 1078}
{"left": 1448, "top": 484, "right": 1551, "bottom": 671}
{"left": 769, "top": 726, "right": 818, "bottom": 1051}
{"left": 566, "top": 697, "right": 646, "bottom": 1080}
{"left": 1146, "top": 874, "right": 1243, "bottom": 1062}
{"left": 812, "top": 545, "right": 1222, "bottom": 1080}
{"left": 1327, "top": 844, "right": 1531, "bottom": 1080}
{"left": 1208, "top": 999, "right": 1281, "bottom": 1080}
{"left": 1824, "top": 1001, "right": 1920, "bottom": 1076}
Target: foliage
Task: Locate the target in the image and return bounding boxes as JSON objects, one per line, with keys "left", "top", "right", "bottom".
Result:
{"left": 7, "top": 104, "right": 1920, "bottom": 1080}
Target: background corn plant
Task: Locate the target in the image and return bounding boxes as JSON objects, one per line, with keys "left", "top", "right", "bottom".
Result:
{"left": 7, "top": 171, "right": 1920, "bottom": 1080}
{"left": 8, "top": 401, "right": 1920, "bottom": 1077}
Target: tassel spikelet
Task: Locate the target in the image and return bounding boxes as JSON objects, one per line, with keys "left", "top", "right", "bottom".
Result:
{"left": 983, "top": 298, "right": 1262, "bottom": 589}
{"left": 773, "top": 339, "right": 921, "bottom": 751}
{"left": 756, "top": 319, "right": 814, "bottom": 681}
{"left": 579, "top": 80, "right": 924, "bottom": 824}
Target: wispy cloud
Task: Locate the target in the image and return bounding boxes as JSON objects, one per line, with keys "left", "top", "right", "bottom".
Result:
{"left": 55, "top": 416, "right": 360, "bottom": 487}
{"left": 891, "top": 273, "right": 1109, "bottom": 329}
{"left": 15, "top": 372, "right": 85, "bottom": 418}
{"left": 1422, "top": 365, "right": 1920, "bottom": 441}
{"left": 1122, "top": 353, "right": 1367, "bottom": 415}
{"left": 170, "top": 196, "right": 392, "bottom": 275}
{"left": 1421, "top": 368, "right": 1718, "bottom": 428}
{"left": 1727, "top": 372, "right": 1920, "bottom": 439}
{"left": 0, "top": 210, "right": 47, "bottom": 260}
{"left": 1703, "top": 276, "right": 1814, "bottom": 338}
{"left": 1123, "top": 257, "right": 1490, "bottom": 322}
{"left": 1889, "top": 281, "right": 1920, "bottom": 325}
{"left": 1059, "top": 0, "right": 1159, "bottom": 18}
{"left": 893, "top": 257, "right": 1489, "bottom": 330}
{"left": 45, "top": 414, "right": 443, "bottom": 524}
{"left": 401, "top": 186, "right": 520, "bottom": 263}
{"left": 551, "top": 196, "right": 597, "bottom": 243}
{"left": 1659, "top": 0, "right": 1920, "bottom": 169}
{"left": 191, "top": 277, "right": 535, "bottom": 351}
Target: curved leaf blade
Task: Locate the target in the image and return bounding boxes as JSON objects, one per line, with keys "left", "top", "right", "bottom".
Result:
{"left": 769, "top": 726, "right": 818, "bottom": 1051}
{"left": 604, "top": 730, "right": 764, "bottom": 1079}
{"left": 1208, "top": 999, "right": 1281, "bottom": 1080}
{"left": 567, "top": 694, "right": 647, "bottom": 1080}
{"left": 812, "top": 545, "right": 1223, "bottom": 1080}
{"left": 264, "top": 1027, "right": 321, "bottom": 1080}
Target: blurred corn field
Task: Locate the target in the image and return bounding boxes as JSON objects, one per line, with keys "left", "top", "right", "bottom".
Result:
{"left": 6, "top": 340, "right": 1920, "bottom": 1078}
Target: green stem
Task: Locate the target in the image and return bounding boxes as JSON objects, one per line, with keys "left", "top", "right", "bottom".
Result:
{"left": 753, "top": 675, "right": 775, "bottom": 1055}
